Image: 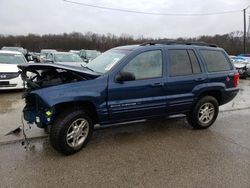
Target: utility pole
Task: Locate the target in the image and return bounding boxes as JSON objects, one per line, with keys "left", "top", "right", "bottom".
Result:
{"left": 243, "top": 8, "right": 246, "bottom": 53}
{"left": 248, "top": 16, "right": 250, "bottom": 38}
{"left": 243, "top": 5, "right": 250, "bottom": 54}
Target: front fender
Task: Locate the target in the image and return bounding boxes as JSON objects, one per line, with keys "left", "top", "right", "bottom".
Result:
{"left": 32, "top": 76, "right": 108, "bottom": 108}
{"left": 27, "top": 76, "right": 109, "bottom": 126}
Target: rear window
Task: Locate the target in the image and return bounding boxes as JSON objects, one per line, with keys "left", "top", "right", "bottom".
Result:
{"left": 200, "top": 50, "right": 232, "bottom": 72}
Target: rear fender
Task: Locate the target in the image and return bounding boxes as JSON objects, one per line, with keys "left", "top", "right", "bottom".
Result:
{"left": 192, "top": 83, "right": 225, "bottom": 104}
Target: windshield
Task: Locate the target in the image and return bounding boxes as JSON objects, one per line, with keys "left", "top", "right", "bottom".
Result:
{"left": 85, "top": 49, "right": 128, "bottom": 73}
{"left": 0, "top": 54, "right": 26, "bottom": 64}
{"left": 54, "top": 53, "right": 83, "bottom": 62}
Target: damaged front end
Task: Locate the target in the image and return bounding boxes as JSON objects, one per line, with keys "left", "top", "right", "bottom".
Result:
{"left": 22, "top": 92, "right": 53, "bottom": 128}
{"left": 18, "top": 63, "right": 100, "bottom": 128}
{"left": 234, "top": 62, "right": 248, "bottom": 78}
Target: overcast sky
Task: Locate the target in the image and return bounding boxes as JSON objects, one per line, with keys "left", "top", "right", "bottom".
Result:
{"left": 0, "top": 0, "right": 249, "bottom": 38}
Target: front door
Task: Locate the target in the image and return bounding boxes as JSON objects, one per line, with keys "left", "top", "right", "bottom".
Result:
{"left": 108, "top": 49, "right": 166, "bottom": 122}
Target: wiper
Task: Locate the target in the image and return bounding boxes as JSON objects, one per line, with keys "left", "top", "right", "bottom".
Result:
{"left": 82, "top": 65, "right": 94, "bottom": 72}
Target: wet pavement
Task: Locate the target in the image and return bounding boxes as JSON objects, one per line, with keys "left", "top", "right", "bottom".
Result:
{"left": 0, "top": 90, "right": 46, "bottom": 144}
{"left": 1, "top": 109, "right": 250, "bottom": 187}
{"left": 0, "top": 79, "right": 250, "bottom": 187}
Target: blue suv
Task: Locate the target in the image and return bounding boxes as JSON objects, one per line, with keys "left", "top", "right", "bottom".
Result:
{"left": 19, "top": 41, "right": 239, "bottom": 155}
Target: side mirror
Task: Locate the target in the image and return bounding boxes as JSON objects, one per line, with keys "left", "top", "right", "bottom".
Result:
{"left": 115, "top": 71, "right": 135, "bottom": 83}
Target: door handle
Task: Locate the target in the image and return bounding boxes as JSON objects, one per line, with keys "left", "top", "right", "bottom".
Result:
{"left": 151, "top": 82, "right": 164, "bottom": 87}
{"left": 194, "top": 77, "right": 205, "bottom": 81}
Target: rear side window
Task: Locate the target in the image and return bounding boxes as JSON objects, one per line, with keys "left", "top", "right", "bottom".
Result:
{"left": 200, "top": 50, "right": 232, "bottom": 72}
{"left": 188, "top": 50, "right": 201, "bottom": 74}
{"left": 168, "top": 49, "right": 201, "bottom": 76}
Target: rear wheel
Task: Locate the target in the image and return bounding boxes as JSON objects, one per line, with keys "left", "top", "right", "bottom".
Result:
{"left": 187, "top": 96, "right": 219, "bottom": 129}
{"left": 50, "top": 109, "right": 93, "bottom": 155}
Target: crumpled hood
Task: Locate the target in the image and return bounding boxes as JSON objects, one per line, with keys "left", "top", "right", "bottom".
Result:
{"left": 0, "top": 63, "right": 19, "bottom": 72}
{"left": 18, "top": 63, "right": 101, "bottom": 79}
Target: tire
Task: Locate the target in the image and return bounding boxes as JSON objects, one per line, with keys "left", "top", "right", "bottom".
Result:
{"left": 187, "top": 96, "right": 219, "bottom": 129}
{"left": 44, "top": 126, "right": 49, "bottom": 134}
{"left": 241, "top": 76, "right": 247, "bottom": 79}
{"left": 49, "top": 109, "right": 93, "bottom": 155}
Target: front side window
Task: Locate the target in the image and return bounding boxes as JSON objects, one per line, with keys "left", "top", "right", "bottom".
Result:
{"left": 200, "top": 50, "right": 232, "bottom": 72}
{"left": 122, "top": 50, "right": 163, "bottom": 80}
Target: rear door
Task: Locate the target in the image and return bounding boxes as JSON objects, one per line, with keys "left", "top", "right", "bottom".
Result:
{"left": 108, "top": 49, "right": 167, "bottom": 122}
{"left": 166, "top": 48, "right": 207, "bottom": 114}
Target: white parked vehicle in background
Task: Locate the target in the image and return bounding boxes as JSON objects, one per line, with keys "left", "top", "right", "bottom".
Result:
{"left": 46, "top": 52, "right": 86, "bottom": 67}
{"left": 69, "top": 50, "right": 80, "bottom": 56}
{"left": 0, "top": 50, "right": 27, "bottom": 90}
{"left": 231, "top": 56, "right": 250, "bottom": 79}
{"left": 1, "top": 46, "right": 27, "bottom": 55}
{"left": 79, "top": 49, "right": 101, "bottom": 63}
{"left": 40, "top": 49, "right": 57, "bottom": 62}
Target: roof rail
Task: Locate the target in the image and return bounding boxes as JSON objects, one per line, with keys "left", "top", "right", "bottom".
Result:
{"left": 140, "top": 40, "right": 217, "bottom": 47}
{"left": 140, "top": 42, "right": 156, "bottom": 46}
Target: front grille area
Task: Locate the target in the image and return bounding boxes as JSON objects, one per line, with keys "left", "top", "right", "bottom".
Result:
{"left": 0, "top": 81, "right": 17, "bottom": 87}
{"left": 0, "top": 84, "right": 17, "bottom": 87}
{"left": 0, "top": 72, "right": 19, "bottom": 80}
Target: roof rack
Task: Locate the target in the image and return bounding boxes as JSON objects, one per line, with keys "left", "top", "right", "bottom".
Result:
{"left": 140, "top": 40, "right": 217, "bottom": 47}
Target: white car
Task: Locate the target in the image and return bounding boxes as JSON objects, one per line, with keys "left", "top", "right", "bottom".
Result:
{"left": 46, "top": 52, "right": 86, "bottom": 67}
{"left": 40, "top": 49, "right": 57, "bottom": 62}
{"left": 0, "top": 50, "right": 27, "bottom": 90}
{"left": 232, "top": 56, "right": 250, "bottom": 78}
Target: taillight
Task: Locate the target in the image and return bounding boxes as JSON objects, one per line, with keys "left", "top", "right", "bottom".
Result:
{"left": 233, "top": 72, "right": 240, "bottom": 87}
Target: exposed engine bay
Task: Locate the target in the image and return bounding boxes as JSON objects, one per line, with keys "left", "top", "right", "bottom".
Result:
{"left": 18, "top": 63, "right": 100, "bottom": 90}
{"left": 23, "top": 69, "right": 87, "bottom": 90}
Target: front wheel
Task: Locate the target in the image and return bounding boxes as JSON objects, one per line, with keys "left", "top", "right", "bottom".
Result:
{"left": 187, "top": 96, "right": 219, "bottom": 129}
{"left": 50, "top": 109, "right": 93, "bottom": 155}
